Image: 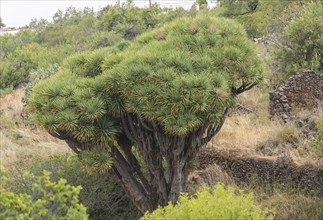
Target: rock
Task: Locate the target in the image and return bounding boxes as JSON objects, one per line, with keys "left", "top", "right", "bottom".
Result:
{"left": 269, "top": 70, "right": 323, "bottom": 123}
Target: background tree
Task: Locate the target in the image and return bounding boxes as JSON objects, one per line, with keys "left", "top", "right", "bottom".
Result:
{"left": 29, "top": 13, "right": 263, "bottom": 213}
{"left": 275, "top": 2, "right": 323, "bottom": 75}
{"left": 0, "top": 2, "right": 185, "bottom": 93}
{"left": 0, "top": 17, "right": 5, "bottom": 28}
{"left": 196, "top": 0, "right": 208, "bottom": 9}
{"left": 220, "top": 0, "right": 259, "bottom": 16}
{"left": 217, "top": 0, "right": 296, "bottom": 38}
{"left": 0, "top": 43, "right": 74, "bottom": 91}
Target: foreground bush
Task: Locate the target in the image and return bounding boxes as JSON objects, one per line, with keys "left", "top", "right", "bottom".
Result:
{"left": 142, "top": 183, "right": 275, "bottom": 220}
{"left": 0, "top": 169, "right": 88, "bottom": 220}
{"left": 7, "top": 154, "right": 140, "bottom": 220}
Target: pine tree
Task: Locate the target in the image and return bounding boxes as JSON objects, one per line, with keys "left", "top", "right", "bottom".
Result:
{"left": 29, "top": 13, "right": 263, "bottom": 212}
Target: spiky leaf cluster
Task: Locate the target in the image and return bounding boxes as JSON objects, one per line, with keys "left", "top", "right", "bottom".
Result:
{"left": 29, "top": 13, "right": 263, "bottom": 147}
{"left": 29, "top": 60, "right": 120, "bottom": 147}
{"left": 79, "top": 148, "right": 113, "bottom": 174}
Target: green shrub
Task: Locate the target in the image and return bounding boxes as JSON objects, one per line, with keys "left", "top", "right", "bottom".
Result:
{"left": 142, "top": 183, "right": 275, "bottom": 220}
{"left": 7, "top": 154, "right": 141, "bottom": 220}
{"left": 218, "top": 0, "right": 293, "bottom": 38}
{"left": 87, "top": 31, "right": 123, "bottom": 50}
{"left": 276, "top": 2, "right": 323, "bottom": 75}
{"left": 0, "top": 43, "right": 74, "bottom": 90}
{"left": 22, "top": 64, "right": 59, "bottom": 106}
{"left": 0, "top": 168, "right": 88, "bottom": 220}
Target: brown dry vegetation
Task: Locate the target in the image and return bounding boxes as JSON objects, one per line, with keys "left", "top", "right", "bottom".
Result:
{"left": 0, "top": 89, "right": 70, "bottom": 167}
{"left": 203, "top": 86, "right": 323, "bottom": 220}
{"left": 211, "top": 87, "right": 323, "bottom": 166}
{"left": 188, "top": 159, "right": 323, "bottom": 220}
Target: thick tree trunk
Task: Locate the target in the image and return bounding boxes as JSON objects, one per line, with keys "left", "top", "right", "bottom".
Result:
{"left": 111, "top": 146, "right": 156, "bottom": 213}
{"left": 113, "top": 110, "right": 228, "bottom": 212}
{"left": 53, "top": 109, "right": 228, "bottom": 213}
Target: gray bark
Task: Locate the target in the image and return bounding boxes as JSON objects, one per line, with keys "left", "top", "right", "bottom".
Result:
{"left": 51, "top": 109, "right": 229, "bottom": 213}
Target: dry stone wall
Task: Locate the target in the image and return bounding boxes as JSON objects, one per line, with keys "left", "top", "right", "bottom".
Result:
{"left": 196, "top": 147, "right": 323, "bottom": 196}
{"left": 269, "top": 70, "right": 323, "bottom": 123}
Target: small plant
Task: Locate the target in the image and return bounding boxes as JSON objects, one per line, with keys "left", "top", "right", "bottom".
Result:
{"left": 6, "top": 154, "right": 141, "bottom": 220}
{"left": 311, "top": 116, "right": 323, "bottom": 156}
{"left": 0, "top": 167, "right": 88, "bottom": 220}
{"left": 142, "top": 183, "right": 275, "bottom": 220}
{"left": 278, "top": 123, "right": 298, "bottom": 144}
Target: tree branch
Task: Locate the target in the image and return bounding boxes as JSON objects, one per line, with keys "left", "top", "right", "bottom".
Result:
{"left": 233, "top": 82, "right": 257, "bottom": 95}
{"left": 111, "top": 145, "right": 154, "bottom": 212}
{"left": 121, "top": 116, "right": 138, "bottom": 143}
{"left": 202, "top": 108, "right": 229, "bottom": 145}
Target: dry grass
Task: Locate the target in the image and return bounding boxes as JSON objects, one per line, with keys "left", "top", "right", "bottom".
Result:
{"left": 0, "top": 89, "right": 70, "bottom": 167}
{"left": 246, "top": 181, "right": 323, "bottom": 220}
{"left": 1, "top": 86, "right": 321, "bottom": 220}
{"left": 188, "top": 160, "right": 323, "bottom": 220}
{"left": 211, "top": 88, "right": 283, "bottom": 150}
{"left": 188, "top": 164, "right": 236, "bottom": 193}
{"left": 199, "top": 81, "right": 323, "bottom": 219}
{"left": 210, "top": 87, "right": 323, "bottom": 166}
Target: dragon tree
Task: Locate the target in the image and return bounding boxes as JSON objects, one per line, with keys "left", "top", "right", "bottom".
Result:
{"left": 29, "top": 13, "right": 263, "bottom": 213}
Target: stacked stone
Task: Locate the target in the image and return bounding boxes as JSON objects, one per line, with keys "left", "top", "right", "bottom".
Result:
{"left": 196, "top": 147, "right": 323, "bottom": 195}
{"left": 282, "top": 70, "right": 323, "bottom": 106}
{"left": 269, "top": 70, "right": 323, "bottom": 123}
{"left": 269, "top": 91, "right": 292, "bottom": 123}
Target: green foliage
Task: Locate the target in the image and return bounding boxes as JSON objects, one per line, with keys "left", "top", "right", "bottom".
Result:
{"left": 0, "top": 168, "right": 88, "bottom": 220}
{"left": 30, "top": 13, "right": 263, "bottom": 141}
{"left": 142, "top": 183, "right": 275, "bottom": 220}
{"left": 87, "top": 31, "right": 124, "bottom": 50}
{"left": 37, "top": 7, "right": 97, "bottom": 47}
{"left": 28, "top": 12, "right": 262, "bottom": 212}
{"left": 79, "top": 148, "right": 113, "bottom": 174}
{"left": 1, "top": 2, "right": 185, "bottom": 91}
{"left": 218, "top": 0, "right": 322, "bottom": 78}
{"left": 276, "top": 2, "right": 323, "bottom": 75}
{"left": 0, "top": 29, "right": 36, "bottom": 59}
{"left": 0, "top": 43, "right": 74, "bottom": 90}
{"left": 220, "top": 0, "right": 259, "bottom": 16}
{"left": 98, "top": 2, "right": 186, "bottom": 40}
{"left": 196, "top": 0, "right": 208, "bottom": 9}
{"left": 218, "top": 0, "right": 296, "bottom": 38}
{"left": 22, "top": 64, "right": 60, "bottom": 105}
{"left": 6, "top": 154, "right": 140, "bottom": 220}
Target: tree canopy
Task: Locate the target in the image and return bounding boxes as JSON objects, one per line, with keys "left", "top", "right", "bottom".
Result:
{"left": 29, "top": 13, "right": 263, "bottom": 212}
{"left": 30, "top": 14, "right": 262, "bottom": 139}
